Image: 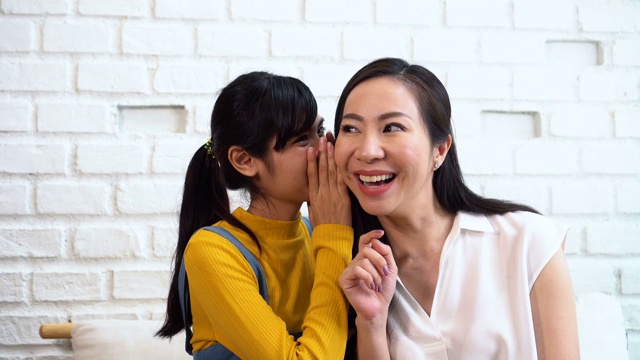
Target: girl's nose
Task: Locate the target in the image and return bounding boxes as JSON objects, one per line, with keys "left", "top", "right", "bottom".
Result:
{"left": 311, "top": 135, "right": 321, "bottom": 150}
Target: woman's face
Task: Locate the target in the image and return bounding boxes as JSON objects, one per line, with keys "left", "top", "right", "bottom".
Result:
{"left": 335, "top": 76, "right": 437, "bottom": 218}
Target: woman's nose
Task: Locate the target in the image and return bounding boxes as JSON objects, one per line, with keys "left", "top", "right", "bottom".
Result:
{"left": 355, "top": 134, "right": 384, "bottom": 163}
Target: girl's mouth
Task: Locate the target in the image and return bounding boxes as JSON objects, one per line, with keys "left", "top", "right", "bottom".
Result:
{"left": 358, "top": 173, "right": 396, "bottom": 188}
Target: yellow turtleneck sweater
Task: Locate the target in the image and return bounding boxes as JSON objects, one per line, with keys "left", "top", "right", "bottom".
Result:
{"left": 184, "top": 207, "right": 353, "bottom": 359}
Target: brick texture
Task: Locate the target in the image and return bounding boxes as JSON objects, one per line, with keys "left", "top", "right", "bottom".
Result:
{"left": 0, "top": 1, "right": 638, "bottom": 358}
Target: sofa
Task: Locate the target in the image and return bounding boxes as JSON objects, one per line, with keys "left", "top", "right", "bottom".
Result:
{"left": 39, "top": 292, "right": 628, "bottom": 360}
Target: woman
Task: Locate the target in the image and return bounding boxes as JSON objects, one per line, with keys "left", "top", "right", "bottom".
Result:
{"left": 335, "top": 58, "right": 579, "bottom": 359}
{"left": 157, "top": 71, "right": 353, "bottom": 359}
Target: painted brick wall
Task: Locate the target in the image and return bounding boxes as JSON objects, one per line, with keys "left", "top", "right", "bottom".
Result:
{"left": 0, "top": 0, "right": 638, "bottom": 358}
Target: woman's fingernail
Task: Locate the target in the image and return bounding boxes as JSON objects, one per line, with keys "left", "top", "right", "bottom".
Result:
{"left": 377, "top": 284, "right": 382, "bottom": 292}
{"left": 383, "top": 265, "right": 390, "bottom": 276}
{"left": 370, "top": 282, "right": 375, "bottom": 291}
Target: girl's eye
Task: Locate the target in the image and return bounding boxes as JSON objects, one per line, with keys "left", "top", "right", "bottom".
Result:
{"left": 384, "top": 123, "right": 404, "bottom": 132}
{"left": 317, "top": 125, "right": 326, "bottom": 137}
{"left": 340, "top": 124, "right": 358, "bottom": 133}
{"left": 294, "top": 134, "right": 310, "bottom": 143}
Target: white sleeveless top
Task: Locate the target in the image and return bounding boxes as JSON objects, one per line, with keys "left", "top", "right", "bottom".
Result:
{"left": 387, "top": 211, "right": 568, "bottom": 360}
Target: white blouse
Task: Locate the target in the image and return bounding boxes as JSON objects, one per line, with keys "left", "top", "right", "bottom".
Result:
{"left": 387, "top": 211, "right": 568, "bottom": 360}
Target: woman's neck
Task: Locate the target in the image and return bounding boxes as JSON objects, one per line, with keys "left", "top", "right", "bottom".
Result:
{"left": 379, "top": 200, "right": 455, "bottom": 263}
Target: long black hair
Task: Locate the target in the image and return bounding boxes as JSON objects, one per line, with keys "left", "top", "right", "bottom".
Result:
{"left": 335, "top": 57, "right": 539, "bottom": 245}
{"left": 335, "top": 58, "right": 538, "bottom": 358}
{"left": 156, "top": 71, "right": 318, "bottom": 338}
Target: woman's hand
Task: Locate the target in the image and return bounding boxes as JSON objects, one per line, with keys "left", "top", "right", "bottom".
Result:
{"left": 307, "top": 135, "right": 351, "bottom": 227}
{"left": 340, "top": 230, "right": 397, "bottom": 322}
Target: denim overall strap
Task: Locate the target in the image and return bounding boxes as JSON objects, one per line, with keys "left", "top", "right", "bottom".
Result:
{"left": 201, "top": 226, "right": 269, "bottom": 303}
{"left": 301, "top": 216, "right": 312, "bottom": 236}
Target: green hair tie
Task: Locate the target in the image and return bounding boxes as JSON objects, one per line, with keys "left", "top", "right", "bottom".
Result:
{"left": 204, "top": 138, "right": 215, "bottom": 159}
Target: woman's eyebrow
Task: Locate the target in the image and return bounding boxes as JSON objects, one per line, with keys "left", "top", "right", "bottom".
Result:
{"left": 379, "top": 111, "right": 411, "bottom": 121}
{"left": 342, "top": 112, "right": 411, "bottom": 121}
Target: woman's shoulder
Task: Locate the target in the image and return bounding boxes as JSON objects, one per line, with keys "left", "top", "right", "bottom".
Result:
{"left": 483, "top": 211, "right": 568, "bottom": 250}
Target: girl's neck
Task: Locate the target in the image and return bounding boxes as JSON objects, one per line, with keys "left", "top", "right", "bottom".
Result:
{"left": 247, "top": 197, "right": 302, "bottom": 222}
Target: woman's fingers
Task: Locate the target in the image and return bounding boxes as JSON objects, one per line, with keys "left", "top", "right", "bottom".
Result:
{"left": 345, "top": 230, "right": 394, "bottom": 291}
{"left": 341, "top": 231, "right": 396, "bottom": 321}
{"left": 345, "top": 262, "right": 380, "bottom": 291}
{"left": 358, "top": 230, "right": 384, "bottom": 252}
{"left": 371, "top": 237, "right": 397, "bottom": 275}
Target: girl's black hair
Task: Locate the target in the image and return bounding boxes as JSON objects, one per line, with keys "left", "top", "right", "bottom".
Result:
{"left": 157, "top": 71, "right": 317, "bottom": 338}
{"left": 335, "top": 58, "right": 538, "bottom": 358}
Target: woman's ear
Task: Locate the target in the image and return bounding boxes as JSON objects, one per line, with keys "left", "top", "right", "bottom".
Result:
{"left": 434, "top": 134, "right": 453, "bottom": 168}
{"left": 228, "top": 145, "right": 258, "bottom": 177}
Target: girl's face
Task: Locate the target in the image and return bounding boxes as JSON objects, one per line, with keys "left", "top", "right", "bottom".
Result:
{"left": 335, "top": 76, "right": 437, "bottom": 218}
{"left": 253, "top": 116, "right": 325, "bottom": 216}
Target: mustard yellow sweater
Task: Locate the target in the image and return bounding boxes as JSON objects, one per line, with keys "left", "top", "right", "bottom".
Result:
{"left": 184, "top": 207, "right": 353, "bottom": 359}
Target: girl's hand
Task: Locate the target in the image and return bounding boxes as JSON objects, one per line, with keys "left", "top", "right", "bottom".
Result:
{"left": 307, "top": 135, "right": 351, "bottom": 227}
{"left": 340, "top": 230, "right": 397, "bottom": 322}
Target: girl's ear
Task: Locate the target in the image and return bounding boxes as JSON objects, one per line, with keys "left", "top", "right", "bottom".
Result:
{"left": 228, "top": 145, "right": 258, "bottom": 177}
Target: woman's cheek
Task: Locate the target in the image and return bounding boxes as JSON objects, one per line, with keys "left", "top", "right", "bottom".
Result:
{"left": 333, "top": 143, "right": 349, "bottom": 176}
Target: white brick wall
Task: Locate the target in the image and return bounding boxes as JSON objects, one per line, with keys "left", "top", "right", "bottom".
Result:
{"left": 1, "top": 0, "right": 72, "bottom": 14}
{"left": 155, "top": 0, "right": 223, "bottom": 19}
{"left": 73, "top": 227, "right": 143, "bottom": 258}
{"left": 78, "top": 0, "right": 149, "bottom": 17}
{"left": 43, "top": 21, "right": 113, "bottom": 53}
{"left": 0, "top": 145, "right": 67, "bottom": 174}
{"left": 122, "top": 23, "right": 194, "bottom": 55}
{"left": 0, "top": 62, "right": 70, "bottom": 91}
{"left": 0, "top": 19, "right": 35, "bottom": 51}
{"left": 0, "top": 1, "right": 638, "bottom": 358}
{"left": 77, "top": 62, "right": 150, "bottom": 93}
{"left": 514, "top": 1, "right": 576, "bottom": 31}
{"left": 37, "top": 103, "right": 112, "bottom": 133}
{"left": 0, "top": 102, "right": 32, "bottom": 131}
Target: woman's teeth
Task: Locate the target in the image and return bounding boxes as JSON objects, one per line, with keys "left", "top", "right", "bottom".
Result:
{"left": 359, "top": 174, "right": 394, "bottom": 187}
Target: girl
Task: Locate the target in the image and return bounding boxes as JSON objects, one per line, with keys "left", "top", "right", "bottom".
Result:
{"left": 157, "top": 71, "right": 353, "bottom": 359}
{"left": 336, "top": 58, "right": 579, "bottom": 359}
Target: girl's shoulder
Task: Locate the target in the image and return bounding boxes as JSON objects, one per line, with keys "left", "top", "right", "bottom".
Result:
{"left": 186, "top": 223, "right": 259, "bottom": 259}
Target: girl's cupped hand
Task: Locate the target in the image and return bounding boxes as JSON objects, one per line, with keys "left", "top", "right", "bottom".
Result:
{"left": 307, "top": 134, "right": 351, "bottom": 227}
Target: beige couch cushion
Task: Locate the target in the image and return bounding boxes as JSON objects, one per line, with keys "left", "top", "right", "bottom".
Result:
{"left": 71, "top": 319, "right": 191, "bottom": 360}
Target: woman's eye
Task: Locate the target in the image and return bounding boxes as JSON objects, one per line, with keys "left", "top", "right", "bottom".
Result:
{"left": 384, "top": 123, "right": 404, "bottom": 132}
{"left": 340, "top": 124, "right": 358, "bottom": 133}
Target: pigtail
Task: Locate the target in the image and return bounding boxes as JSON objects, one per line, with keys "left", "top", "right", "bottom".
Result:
{"left": 156, "top": 145, "right": 228, "bottom": 338}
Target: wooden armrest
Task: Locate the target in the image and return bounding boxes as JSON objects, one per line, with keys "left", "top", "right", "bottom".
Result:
{"left": 40, "top": 323, "right": 74, "bottom": 339}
